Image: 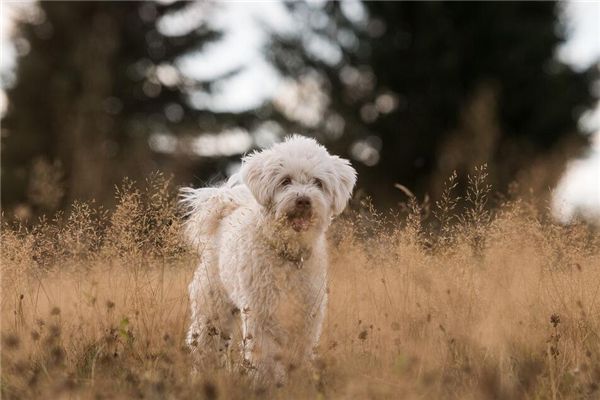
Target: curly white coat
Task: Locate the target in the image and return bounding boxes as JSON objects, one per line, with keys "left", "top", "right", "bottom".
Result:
{"left": 180, "top": 136, "right": 356, "bottom": 384}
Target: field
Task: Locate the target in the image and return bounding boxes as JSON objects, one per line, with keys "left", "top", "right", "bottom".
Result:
{"left": 1, "top": 173, "right": 599, "bottom": 399}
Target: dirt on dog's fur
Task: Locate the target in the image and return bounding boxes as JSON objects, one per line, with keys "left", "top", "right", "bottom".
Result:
{"left": 2, "top": 172, "right": 599, "bottom": 399}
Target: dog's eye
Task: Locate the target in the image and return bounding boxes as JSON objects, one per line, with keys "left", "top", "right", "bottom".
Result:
{"left": 313, "top": 178, "right": 323, "bottom": 190}
{"left": 281, "top": 177, "right": 292, "bottom": 187}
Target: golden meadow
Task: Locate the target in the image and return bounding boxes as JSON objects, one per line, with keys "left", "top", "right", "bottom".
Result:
{"left": 1, "top": 171, "right": 599, "bottom": 399}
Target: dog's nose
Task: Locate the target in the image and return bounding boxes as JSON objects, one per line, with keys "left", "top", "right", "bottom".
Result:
{"left": 295, "top": 196, "right": 311, "bottom": 209}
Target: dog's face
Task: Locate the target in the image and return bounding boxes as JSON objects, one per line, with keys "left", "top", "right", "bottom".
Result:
{"left": 241, "top": 135, "right": 356, "bottom": 234}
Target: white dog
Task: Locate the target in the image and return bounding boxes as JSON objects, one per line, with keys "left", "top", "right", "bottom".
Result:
{"left": 180, "top": 135, "right": 356, "bottom": 384}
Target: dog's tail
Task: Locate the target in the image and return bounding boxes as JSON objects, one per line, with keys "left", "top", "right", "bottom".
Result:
{"left": 179, "top": 174, "right": 246, "bottom": 251}
{"left": 179, "top": 174, "right": 243, "bottom": 250}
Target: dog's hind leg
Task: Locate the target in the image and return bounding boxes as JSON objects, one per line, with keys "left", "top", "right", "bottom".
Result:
{"left": 187, "top": 262, "right": 236, "bottom": 371}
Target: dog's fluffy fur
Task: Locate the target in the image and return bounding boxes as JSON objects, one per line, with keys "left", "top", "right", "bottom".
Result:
{"left": 180, "top": 135, "right": 356, "bottom": 384}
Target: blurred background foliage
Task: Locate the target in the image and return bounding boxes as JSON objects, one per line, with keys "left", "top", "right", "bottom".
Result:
{"left": 1, "top": 1, "right": 598, "bottom": 215}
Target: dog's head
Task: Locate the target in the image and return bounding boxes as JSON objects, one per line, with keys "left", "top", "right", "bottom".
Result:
{"left": 240, "top": 135, "right": 356, "bottom": 234}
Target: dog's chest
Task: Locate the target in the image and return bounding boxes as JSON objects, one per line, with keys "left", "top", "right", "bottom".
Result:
{"left": 270, "top": 259, "right": 308, "bottom": 292}
{"left": 270, "top": 264, "right": 318, "bottom": 333}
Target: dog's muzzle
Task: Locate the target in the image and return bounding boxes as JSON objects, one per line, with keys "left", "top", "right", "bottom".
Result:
{"left": 288, "top": 196, "right": 312, "bottom": 232}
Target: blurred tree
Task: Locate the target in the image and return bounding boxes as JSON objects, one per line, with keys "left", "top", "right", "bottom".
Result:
{"left": 1, "top": 1, "right": 220, "bottom": 207}
{"left": 274, "top": 1, "right": 596, "bottom": 204}
{"left": 2, "top": 1, "right": 597, "bottom": 211}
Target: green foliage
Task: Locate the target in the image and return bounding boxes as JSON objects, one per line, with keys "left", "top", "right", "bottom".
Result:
{"left": 1, "top": 1, "right": 596, "bottom": 212}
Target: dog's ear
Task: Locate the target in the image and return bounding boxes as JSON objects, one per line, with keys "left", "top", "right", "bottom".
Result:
{"left": 329, "top": 156, "right": 356, "bottom": 216}
{"left": 240, "top": 149, "right": 280, "bottom": 207}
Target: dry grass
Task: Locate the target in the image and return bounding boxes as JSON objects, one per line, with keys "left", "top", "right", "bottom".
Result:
{"left": 2, "top": 171, "right": 599, "bottom": 399}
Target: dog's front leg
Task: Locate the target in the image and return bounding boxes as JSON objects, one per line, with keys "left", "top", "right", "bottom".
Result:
{"left": 241, "top": 311, "right": 287, "bottom": 386}
{"left": 293, "top": 271, "right": 329, "bottom": 363}
{"left": 305, "top": 292, "right": 327, "bottom": 361}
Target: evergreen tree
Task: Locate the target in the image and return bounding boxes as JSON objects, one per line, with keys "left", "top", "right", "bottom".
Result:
{"left": 2, "top": 1, "right": 596, "bottom": 210}
{"left": 1, "top": 1, "right": 218, "bottom": 207}
{"left": 275, "top": 1, "right": 596, "bottom": 203}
